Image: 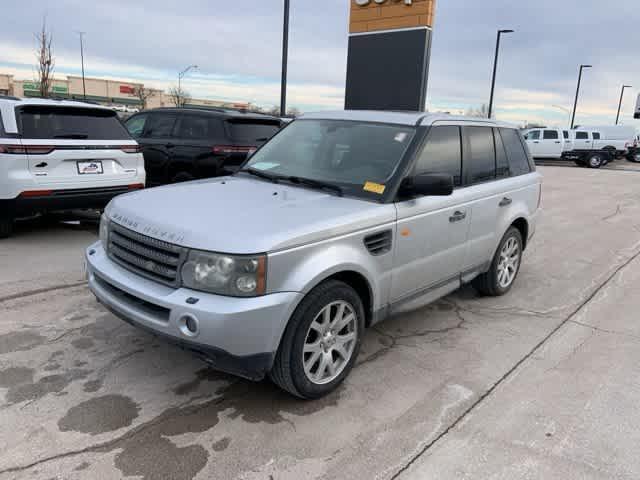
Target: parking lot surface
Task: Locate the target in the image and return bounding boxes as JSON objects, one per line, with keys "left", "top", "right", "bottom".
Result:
{"left": 2, "top": 165, "right": 640, "bottom": 479}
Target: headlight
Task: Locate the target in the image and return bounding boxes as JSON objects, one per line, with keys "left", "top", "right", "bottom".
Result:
{"left": 99, "top": 214, "right": 109, "bottom": 251}
{"left": 181, "top": 251, "right": 266, "bottom": 297}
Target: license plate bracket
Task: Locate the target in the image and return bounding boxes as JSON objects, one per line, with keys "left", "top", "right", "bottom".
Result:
{"left": 77, "top": 160, "right": 104, "bottom": 175}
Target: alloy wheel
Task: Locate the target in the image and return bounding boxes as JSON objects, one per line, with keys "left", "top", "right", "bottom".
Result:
{"left": 302, "top": 301, "right": 358, "bottom": 385}
{"left": 497, "top": 236, "right": 520, "bottom": 289}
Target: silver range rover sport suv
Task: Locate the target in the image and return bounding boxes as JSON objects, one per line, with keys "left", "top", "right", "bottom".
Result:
{"left": 86, "top": 110, "right": 542, "bottom": 399}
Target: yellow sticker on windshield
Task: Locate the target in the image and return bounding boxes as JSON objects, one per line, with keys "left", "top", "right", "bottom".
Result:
{"left": 363, "top": 182, "right": 386, "bottom": 194}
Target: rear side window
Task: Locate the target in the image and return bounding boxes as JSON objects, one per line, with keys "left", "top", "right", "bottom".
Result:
{"left": 176, "top": 114, "right": 224, "bottom": 140}
{"left": 499, "top": 128, "right": 532, "bottom": 176}
{"left": 528, "top": 130, "right": 540, "bottom": 140}
{"left": 413, "top": 126, "right": 462, "bottom": 186}
{"left": 575, "top": 131, "right": 589, "bottom": 140}
{"left": 592, "top": 132, "right": 601, "bottom": 140}
{"left": 143, "top": 113, "right": 178, "bottom": 138}
{"left": 125, "top": 113, "right": 148, "bottom": 137}
{"left": 543, "top": 130, "right": 559, "bottom": 140}
{"left": 493, "top": 128, "right": 510, "bottom": 178}
{"left": 563, "top": 130, "right": 569, "bottom": 139}
{"left": 463, "top": 126, "right": 496, "bottom": 185}
{"left": 226, "top": 120, "right": 280, "bottom": 143}
{"left": 19, "top": 106, "right": 130, "bottom": 140}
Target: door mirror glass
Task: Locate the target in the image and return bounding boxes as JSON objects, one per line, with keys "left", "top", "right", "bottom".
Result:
{"left": 401, "top": 173, "right": 454, "bottom": 197}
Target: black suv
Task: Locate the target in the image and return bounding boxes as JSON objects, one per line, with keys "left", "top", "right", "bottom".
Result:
{"left": 124, "top": 107, "right": 282, "bottom": 186}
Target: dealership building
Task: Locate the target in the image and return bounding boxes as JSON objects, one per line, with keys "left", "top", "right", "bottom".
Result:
{"left": 0, "top": 73, "right": 250, "bottom": 110}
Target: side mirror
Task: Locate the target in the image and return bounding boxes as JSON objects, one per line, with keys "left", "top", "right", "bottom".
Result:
{"left": 401, "top": 173, "right": 454, "bottom": 197}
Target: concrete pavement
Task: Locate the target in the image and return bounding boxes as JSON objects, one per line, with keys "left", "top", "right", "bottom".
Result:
{"left": 1, "top": 166, "right": 640, "bottom": 479}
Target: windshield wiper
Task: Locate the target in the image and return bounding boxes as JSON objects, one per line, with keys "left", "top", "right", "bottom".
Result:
{"left": 241, "top": 167, "right": 280, "bottom": 183}
{"left": 53, "top": 133, "right": 89, "bottom": 139}
{"left": 283, "top": 176, "right": 343, "bottom": 196}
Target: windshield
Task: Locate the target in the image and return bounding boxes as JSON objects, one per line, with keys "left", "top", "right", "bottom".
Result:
{"left": 243, "top": 119, "right": 415, "bottom": 197}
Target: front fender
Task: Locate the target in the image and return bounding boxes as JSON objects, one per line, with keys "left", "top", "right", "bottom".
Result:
{"left": 268, "top": 238, "right": 393, "bottom": 313}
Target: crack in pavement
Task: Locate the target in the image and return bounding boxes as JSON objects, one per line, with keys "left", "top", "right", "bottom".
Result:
{"left": 388, "top": 245, "right": 640, "bottom": 480}
{"left": 357, "top": 307, "right": 468, "bottom": 367}
{"left": 0, "top": 282, "right": 86, "bottom": 304}
{"left": 569, "top": 319, "right": 640, "bottom": 343}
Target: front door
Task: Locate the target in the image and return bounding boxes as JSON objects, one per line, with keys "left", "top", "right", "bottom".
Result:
{"left": 540, "top": 129, "right": 563, "bottom": 158}
{"left": 391, "top": 125, "right": 470, "bottom": 306}
{"left": 525, "top": 129, "right": 542, "bottom": 157}
{"left": 138, "top": 112, "right": 179, "bottom": 186}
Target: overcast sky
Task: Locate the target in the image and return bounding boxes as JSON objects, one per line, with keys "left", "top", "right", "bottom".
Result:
{"left": 1, "top": 0, "right": 639, "bottom": 128}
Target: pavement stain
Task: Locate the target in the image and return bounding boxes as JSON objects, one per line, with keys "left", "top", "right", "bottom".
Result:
{"left": 0, "top": 331, "right": 45, "bottom": 355}
{"left": 212, "top": 437, "right": 231, "bottom": 452}
{"left": 83, "top": 379, "right": 103, "bottom": 393}
{"left": 172, "top": 367, "right": 230, "bottom": 396}
{"left": 0, "top": 367, "right": 35, "bottom": 388}
{"left": 71, "top": 337, "right": 94, "bottom": 350}
{"left": 3, "top": 369, "right": 91, "bottom": 405}
{"left": 58, "top": 395, "right": 140, "bottom": 435}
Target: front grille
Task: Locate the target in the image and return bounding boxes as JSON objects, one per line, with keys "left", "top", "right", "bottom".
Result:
{"left": 107, "top": 222, "right": 187, "bottom": 287}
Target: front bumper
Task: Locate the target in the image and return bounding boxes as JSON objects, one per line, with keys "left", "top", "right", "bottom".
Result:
{"left": 86, "top": 243, "right": 302, "bottom": 380}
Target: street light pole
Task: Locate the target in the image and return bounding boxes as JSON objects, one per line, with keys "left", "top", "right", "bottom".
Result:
{"left": 178, "top": 65, "right": 198, "bottom": 107}
{"left": 488, "top": 29, "right": 514, "bottom": 119}
{"left": 615, "top": 85, "right": 632, "bottom": 125}
{"left": 76, "top": 31, "right": 87, "bottom": 100}
{"left": 570, "top": 64, "right": 592, "bottom": 129}
{"left": 280, "top": 0, "right": 290, "bottom": 117}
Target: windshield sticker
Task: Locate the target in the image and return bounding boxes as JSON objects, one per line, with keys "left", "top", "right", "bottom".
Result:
{"left": 251, "top": 162, "right": 280, "bottom": 171}
{"left": 394, "top": 132, "right": 408, "bottom": 143}
{"left": 364, "top": 181, "right": 386, "bottom": 194}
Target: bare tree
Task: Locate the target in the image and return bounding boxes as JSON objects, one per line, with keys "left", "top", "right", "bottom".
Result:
{"left": 465, "top": 104, "right": 489, "bottom": 118}
{"left": 267, "top": 105, "right": 281, "bottom": 116}
{"left": 286, "top": 106, "right": 301, "bottom": 117}
{"left": 133, "top": 86, "right": 155, "bottom": 110}
{"left": 35, "top": 18, "right": 55, "bottom": 98}
{"left": 168, "top": 86, "right": 191, "bottom": 108}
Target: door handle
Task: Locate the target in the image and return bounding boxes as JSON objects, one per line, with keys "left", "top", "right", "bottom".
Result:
{"left": 555, "top": 141, "right": 561, "bottom": 144}
{"left": 165, "top": 143, "right": 175, "bottom": 148}
{"left": 499, "top": 197, "right": 512, "bottom": 207}
{"left": 533, "top": 141, "right": 540, "bottom": 143}
{"left": 449, "top": 211, "right": 467, "bottom": 223}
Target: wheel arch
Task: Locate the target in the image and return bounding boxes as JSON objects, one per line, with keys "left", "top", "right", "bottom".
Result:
{"left": 511, "top": 217, "right": 529, "bottom": 250}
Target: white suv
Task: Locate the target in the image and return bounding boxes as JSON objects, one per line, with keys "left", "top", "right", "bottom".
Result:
{"left": 0, "top": 97, "right": 146, "bottom": 237}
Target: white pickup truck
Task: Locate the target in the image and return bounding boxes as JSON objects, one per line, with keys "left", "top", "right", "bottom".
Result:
{"left": 524, "top": 128, "right": 571, "bottom": 159}
{"left": 561, "top": 125, "right": 638, "bottom": 168}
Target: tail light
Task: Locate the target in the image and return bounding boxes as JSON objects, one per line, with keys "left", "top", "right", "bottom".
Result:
{"left": 212, "top": 145, "right": 256, "bottom": 155}
{"left": 19, "top": 190, "right": 53, "bottom": 197}
{"left": 0, "top": 145, "right": 55, "bottom": 155}
{"left": 120, "top": 145, "right": 142, "bottom": 153}
{"left": 127, "top": 183, "right": 144, "bottom": 190}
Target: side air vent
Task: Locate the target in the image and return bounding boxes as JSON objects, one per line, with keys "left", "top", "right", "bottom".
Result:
{"left": 364, "top": 230, "right": 392, "bottom": 256}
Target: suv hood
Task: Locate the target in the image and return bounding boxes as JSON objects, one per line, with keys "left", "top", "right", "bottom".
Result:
{"left": 106, "top": 176, "right": 396, "bottom": 253}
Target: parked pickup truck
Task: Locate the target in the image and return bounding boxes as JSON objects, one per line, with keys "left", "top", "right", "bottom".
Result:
{"left": 561, "top": 126, "right": 637, "bottom": 168}
{"left": 524, "top": 128, "right": 571, "bottom": 159}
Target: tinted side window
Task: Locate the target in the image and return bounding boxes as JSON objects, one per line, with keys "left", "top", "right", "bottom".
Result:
{"left": 143, "top": 114, "right": 178, "bottom": 138}
{"left": 227, "top": 120, "right": 280, "bottom": 143}
{"left": 500, "top": 128, "right": 532, "bottom": 176}
{"left": 175, "top": 114, "right": 224, "bottom": 140}
{"left": 592, "top": 132, "right": 601, "bottom": 140}
{"left": 413, "top": 126, "right": 462, "bottom": 186}
{"left": 494, "top": 128, "right": 510, "bottom": 178}
{"left": 543, "top": 130, "right": 559, "bottom": 140}
{"left": 125, "top": 114, "right": 148, "bottom": 137}
{"left": 528, "top": 130, "right": 540, "bottom": 140}
{"left": 463, "top": 126, "right": 496, "bottom": 185}
{"left": 575, "top": 131, "right": 589, "bottom": 140}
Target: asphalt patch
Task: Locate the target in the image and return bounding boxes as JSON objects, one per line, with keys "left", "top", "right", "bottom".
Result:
{"left": 58, "top": 395, "right": 140, "bottom": 435}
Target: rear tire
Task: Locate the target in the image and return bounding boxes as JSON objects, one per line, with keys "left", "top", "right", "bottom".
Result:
{"left": 587, "top": 153, "right": 604, "bottom": 168}
{"left": 473, "top": 227, "right": 523, "bottom": 297}
{"left": 270, "top": 280, "right": 365, "bottom": 399}
{"left": 0, "top": 216, "right": 13, "bottom": 239}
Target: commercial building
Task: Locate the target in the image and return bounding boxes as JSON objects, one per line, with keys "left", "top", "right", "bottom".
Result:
{"left": 0, "top": 73, "right": 250, "bottom": 111}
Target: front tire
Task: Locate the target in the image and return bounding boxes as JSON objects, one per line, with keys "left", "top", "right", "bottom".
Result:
{"left": 473, "top": 227, "right": 523, "bottom": 297}
{"left": 270, "top": 280, "right": 365, "bottom": 399}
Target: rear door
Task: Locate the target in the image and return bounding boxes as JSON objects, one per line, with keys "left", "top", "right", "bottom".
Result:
{"left": 540, "top": 129, "right": 563, "bottom": 157}
{"left": 18, "top": 105, "right": 140, "bottom": 187}
{"left": 221, "top": 118, "right": 281, "bottom": 173}
{"left": 562, "top": 130, "right": 572, "bottom": 152}
{"left": 171, "top": 113, "right": 226, "bottom": 179}
{"left": 591, "top": 131, "right": 602, "bottom": 150}
{"left": 136, "top": 112, "right": 179, "bottom": 186}
{"left": 574, "top": 131, "right": 592, "bottom": 150}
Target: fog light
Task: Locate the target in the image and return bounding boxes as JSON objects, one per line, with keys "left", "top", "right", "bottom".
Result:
{"left": 178, "top": 314, "right": 199, "bottom": 338}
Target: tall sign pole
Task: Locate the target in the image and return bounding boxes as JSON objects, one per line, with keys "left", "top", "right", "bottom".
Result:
{"left": 345, "top": 0, "right": 437, "bottom": 112}
{"left": 280, "top": 0, "right": 290, "bottom": 117}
